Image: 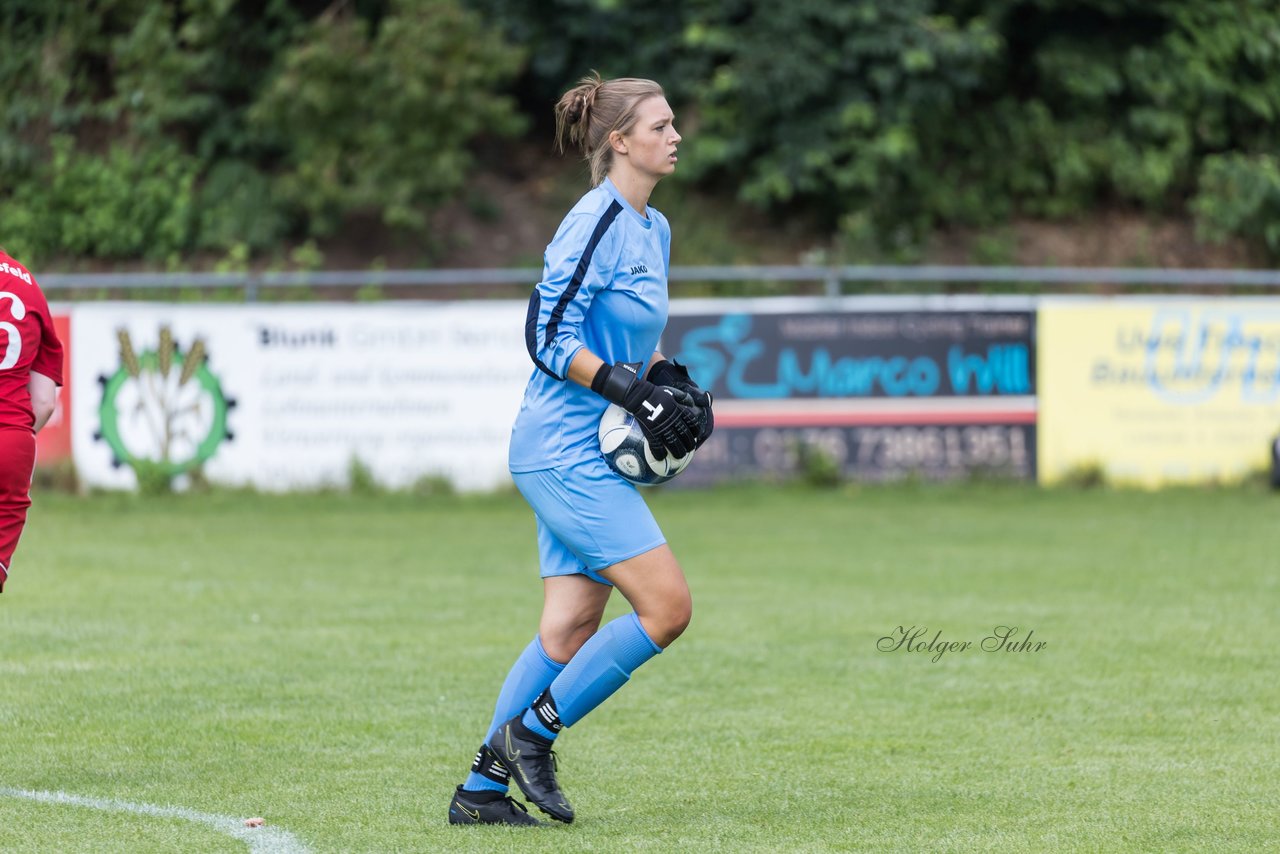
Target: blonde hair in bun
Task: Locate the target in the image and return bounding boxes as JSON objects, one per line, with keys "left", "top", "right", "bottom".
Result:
{"left": 555, "top": 71, "right": 664, "bottom": 186}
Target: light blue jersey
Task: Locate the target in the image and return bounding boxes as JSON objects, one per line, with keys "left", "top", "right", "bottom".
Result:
{"left": 510, "top": 177, "right": 671, "bottom": 472}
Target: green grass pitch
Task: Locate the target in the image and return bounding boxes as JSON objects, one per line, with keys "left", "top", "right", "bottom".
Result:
{"left": 0, "top": 483, "right": 1276, "bottom": 852}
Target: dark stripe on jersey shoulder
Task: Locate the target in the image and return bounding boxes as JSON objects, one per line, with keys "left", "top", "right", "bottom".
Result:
{"left": 543, "top": 199, "right": 623, "bottom": 353}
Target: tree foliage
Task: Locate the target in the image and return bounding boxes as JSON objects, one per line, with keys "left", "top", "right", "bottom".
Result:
{"left": 1, "top": 0, "right": 1278, "bottom": 263}
{"left": 0, "top": 0, "right": 524, "bottom": 263}
{"left": 472, "top": 0, "right": 1280, "bottom": 259}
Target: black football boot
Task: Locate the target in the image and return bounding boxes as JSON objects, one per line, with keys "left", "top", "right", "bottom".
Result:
{"left": 448, "top": 785, "right": 542, "bottom": 826}
{"left": 487, "top": 714, "right": 574, "bottom": 823}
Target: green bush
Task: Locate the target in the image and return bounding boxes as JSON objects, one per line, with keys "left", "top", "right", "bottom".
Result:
{"left": 1192, "top": 154, "right": 1280, "bottom": 255}
{"left": 248, "top": 0, "right": 526, "bottom": 236}
{"left": 195, "top": 160, "right": 290, "bottom": 253}
{"left": 0, "top": 135, "right": 198, "bottom": 261}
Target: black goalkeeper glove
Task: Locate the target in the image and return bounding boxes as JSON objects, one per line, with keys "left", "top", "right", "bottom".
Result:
{"left": 592, "top": 361, "right": 700, "bottom": 459}
{"left": 647, "top": 358, "right": 714, "bottom": 446}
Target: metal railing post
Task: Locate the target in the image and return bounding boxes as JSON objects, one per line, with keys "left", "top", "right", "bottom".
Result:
{"left": 824, "top": 267, "right": 841, "bottom": 297}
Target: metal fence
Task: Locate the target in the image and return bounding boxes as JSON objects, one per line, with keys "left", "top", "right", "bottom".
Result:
{"left": 39, "top": 264, "right": 1280, "bottom": 300}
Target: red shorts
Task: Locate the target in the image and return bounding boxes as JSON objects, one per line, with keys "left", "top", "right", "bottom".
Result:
{"left": 0, "top": 428, "right": 36, "bottom": 591}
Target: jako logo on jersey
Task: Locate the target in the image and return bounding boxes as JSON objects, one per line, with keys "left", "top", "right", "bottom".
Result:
{"left": 630, "top": 264, "right": 648, "bottom": 276}
{"left": 1, "top": 262, "right": 33, "bottom": 285}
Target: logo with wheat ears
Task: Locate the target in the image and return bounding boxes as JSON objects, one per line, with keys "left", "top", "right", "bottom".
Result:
{"left": 95, "top": 325, "right": 235, "bottom": 477}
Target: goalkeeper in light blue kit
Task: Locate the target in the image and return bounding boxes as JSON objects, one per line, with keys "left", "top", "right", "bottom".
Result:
{"left": 449, "top": 72, "right": 714, "bottom": 827}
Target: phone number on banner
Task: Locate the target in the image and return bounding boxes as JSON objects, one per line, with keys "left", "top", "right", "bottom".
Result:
{"left": 687, "top": 424, "right": 1037, "bottom": 483}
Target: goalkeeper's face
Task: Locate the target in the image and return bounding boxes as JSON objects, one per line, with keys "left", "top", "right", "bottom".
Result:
{"left": 618, "top": 96, "right": 681, "bottom": 180}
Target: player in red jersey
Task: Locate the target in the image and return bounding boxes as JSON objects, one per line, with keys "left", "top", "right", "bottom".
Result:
{"left": 0, "top": 249, "right": 64, "bottom": 593}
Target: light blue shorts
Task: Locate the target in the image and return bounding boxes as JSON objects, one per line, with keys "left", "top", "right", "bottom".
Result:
{"left": 511, "top": 456, "right": 666, "bottom": 586}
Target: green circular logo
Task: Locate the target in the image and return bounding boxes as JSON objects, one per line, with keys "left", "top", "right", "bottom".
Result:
{"left": 97, "top": 349, "right": 233, "bottom": 476}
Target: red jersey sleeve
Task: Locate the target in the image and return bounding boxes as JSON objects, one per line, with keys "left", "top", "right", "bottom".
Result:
{"left": 28, "top": 295, "right": 64, "bottom": 387}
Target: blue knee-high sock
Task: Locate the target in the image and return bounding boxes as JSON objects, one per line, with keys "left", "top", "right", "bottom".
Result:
{"left": 463, "top": 635, "right": 565, "bottom": 792}
{"left": 522, "top": 612, "right": 662, "bottom": 740}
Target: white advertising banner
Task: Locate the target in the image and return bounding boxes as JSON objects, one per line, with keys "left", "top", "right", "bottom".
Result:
{"left": 70, "top": 302, "right": 532, "bottom": 491}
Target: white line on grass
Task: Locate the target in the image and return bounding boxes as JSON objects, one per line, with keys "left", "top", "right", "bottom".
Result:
{"left": 0, "top": 787, "right": 310, "bottom": 854}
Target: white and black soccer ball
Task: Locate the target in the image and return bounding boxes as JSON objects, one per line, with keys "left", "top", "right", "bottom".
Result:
{"left": 598, "top": 403, "right": 695, "bottom": 486}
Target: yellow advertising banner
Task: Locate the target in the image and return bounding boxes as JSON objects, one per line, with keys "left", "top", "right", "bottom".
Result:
{"left": 1039, "top": 298, "right": 1280, "bottom": 486}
